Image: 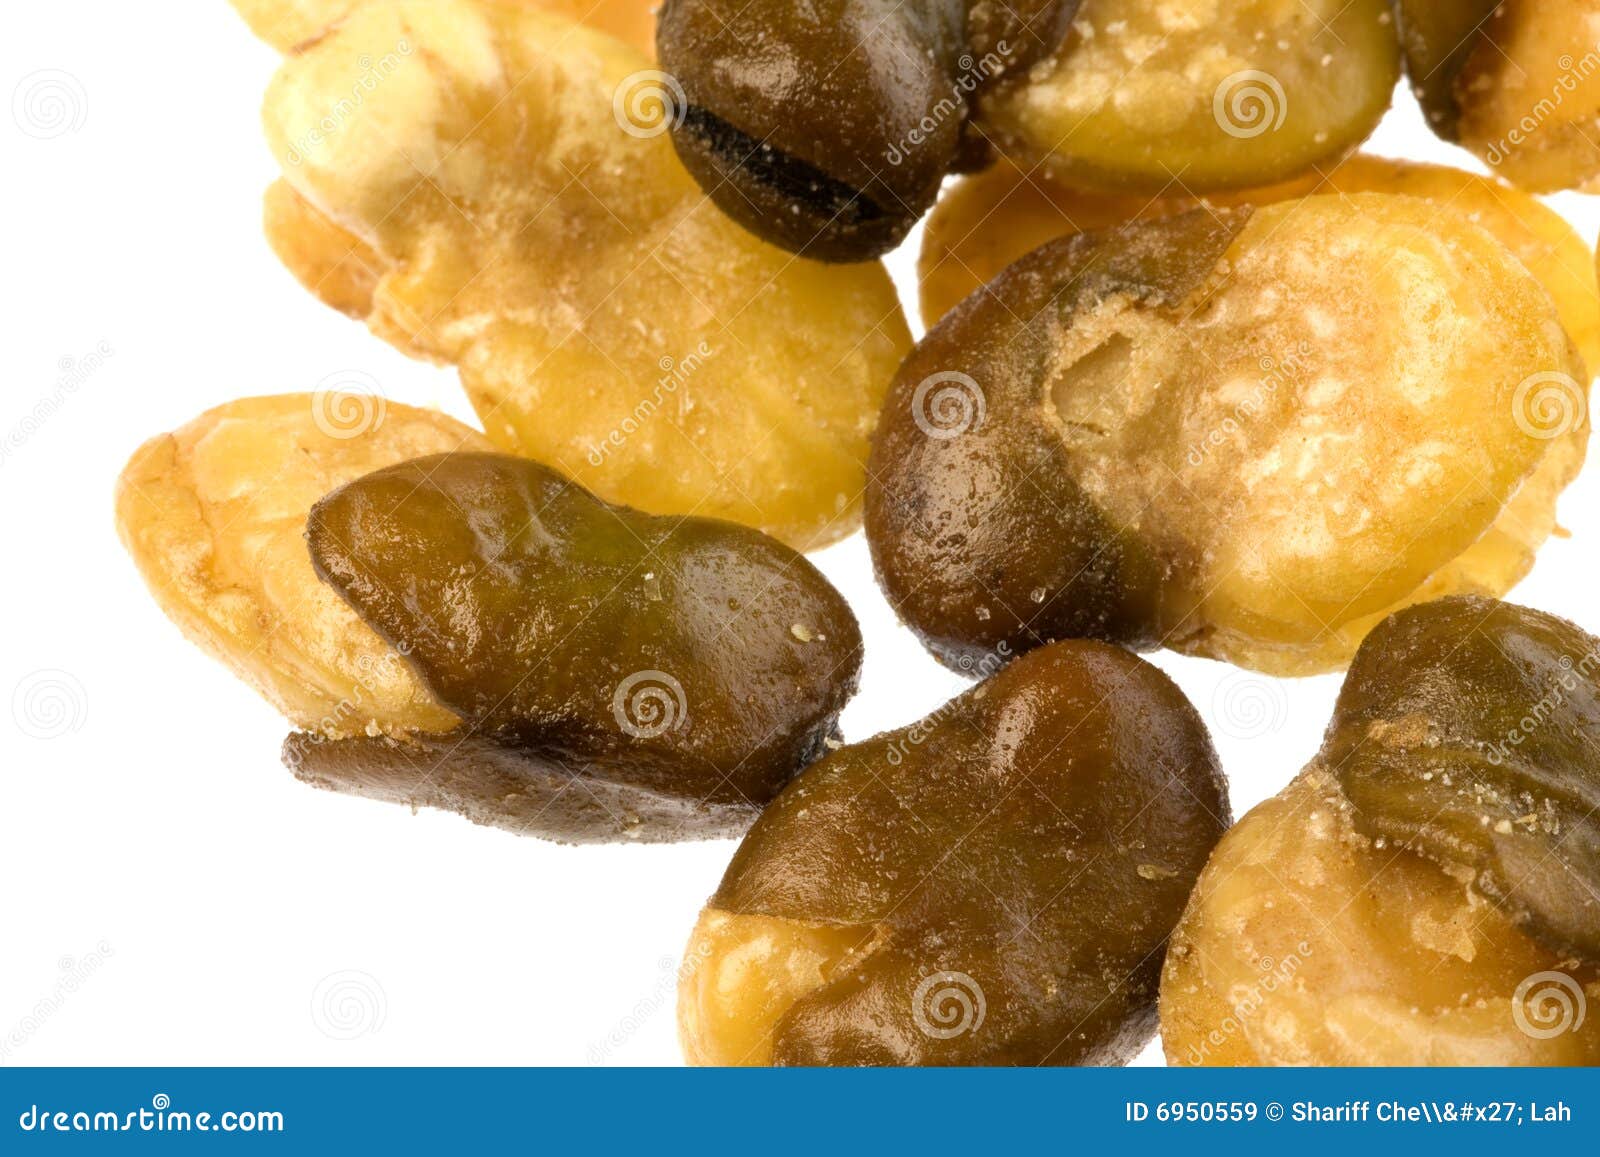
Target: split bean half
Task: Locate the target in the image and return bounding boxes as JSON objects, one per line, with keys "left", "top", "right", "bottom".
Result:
{"left": 1162, "top": 598, "right": 1600, "bottom": 1065}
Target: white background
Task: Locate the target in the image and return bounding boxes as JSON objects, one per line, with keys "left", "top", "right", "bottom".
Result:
{"left": 3, "top": 2, "right": 1598, "bottom": 1066}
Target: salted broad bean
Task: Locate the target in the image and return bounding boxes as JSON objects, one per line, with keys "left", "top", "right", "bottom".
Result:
{"left": 1161, "top": 598, "right": 1600, "bottom": 1066}
{"left": 253, "top": 0, "right": 910, "bottom": 550}
{"left": 1399, "top": 0, "right": 1600, "bottom": 193}
{"left": 118, "top": 398, "right": 862, "bottom": 843}
{"left": 868, "top": 194, "right": 1588, "bottom": 676}
{"left": 286, "top": 452, "right": 863, "bottom": 843}
{"left": 678, "top": 641, "right": 1229, "bottom": 1066}
{"left": 656, "top": 0, "right": 1080, "bottom": 261}
{"left": 1325, "top": 597, "right": 1600, "bottom": 961}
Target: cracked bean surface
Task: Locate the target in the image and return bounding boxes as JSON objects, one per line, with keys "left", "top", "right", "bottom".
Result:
{"left": 869, "top": 194, "right": 1588, "bottom": 676}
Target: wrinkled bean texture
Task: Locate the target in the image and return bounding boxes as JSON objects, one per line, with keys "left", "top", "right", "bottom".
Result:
{"left": 868, "top": 195, "right": 1588, "bottom": 677}
{"left": 115, "top": 395, "right": 487, "bottom": 738}
{"left": 256, "top": 0, "right": 910, "bottom": 551}
{"left": 980, "top": 0, "right": 1398, "bottom": 192}
{"left": 288, "top": 452, "right": 863, "bottom": 843}
{"left": 678, "top": 641, "right": 1229, "bottom": 1066}
{"left": 656, "top": 0, "right": 1079, "bottom": 260}
{"left": 918, "top": 156, "right": 1600, "bottom": 376}
{"left": 1162, "top": 598, "right": 1600, "bottom": 1065}
{"left": 1400, "top": 0, "right": 1600, "bottom": 193}
{"left": 1327, "top": 598, "right": 1600, "bottom": 961}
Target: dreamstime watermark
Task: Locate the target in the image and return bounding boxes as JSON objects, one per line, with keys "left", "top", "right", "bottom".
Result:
{"left": 587, "top": 341, "right": 715, "bottom": 466}
{"left": 912, "top": 971, "right": 986, "bottom": 1040}
{"left": 1512, "top": 971, "right": 1588, "bottom": 1040}
{"left": 1483, "top": 43, "right": 1600, "bottom": 171}
{"left": 1486, "top": 644, "right": 1600, "bottom": 767}
{"left": 885, "top": 44, "right": 1010, "bottom": 165}
{"left": 310, "top": 970, "right": 387, "bottom": 1040}
{"left": 1182, "top": 942, "right": 1312, "bottom": 1065}
{"left": 911, "top": 371, "right": 986, "bottom": 439}
{"left": 0, "top": 942, "right": 114, "bottom": 1063}
{"left": 284, "top": 42, "right": 414, "bottom": 165}
{"left": 885, "top": 642, "right": 1010, "bottom": 767}
{"left": 588, "top": 944, "right": 713, "bottom": 1063}
{"left": 612, "top": 670, "right": 688, "bottom": 739}
{"left": 1213, "top": 70, "right": 1287, "bottom": 139}
{"left": 312, "top": 643, "right": 415, "bottom": 741}
{"left": 613, "top": 70, "right": 686, "bottom": 138}
{"left": 11, "top": 669, "right": 88, "bottom": 740}
{"left": 280, "top": 641, "right": 422, "bottom": 775}
{"left": 13, "top": 69, "right": 87, "bottom": 139}
{"left": 1, "top": 340, "right": 114, "bottom": 467}
{"left": 1511, "top": 371, "right": 1587, "bottom": 440}
{"left": 311, "top": 370, "right": 386, "bottom": 439}
{"left": 17, "top": 1094, "right": 283, "bottom": 1134}
{"left": 1210, "top": 672, "right": 1289, "bottom": 741}
{"left": 1186, "top": 341, "right": 1313, "bottom": 467}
